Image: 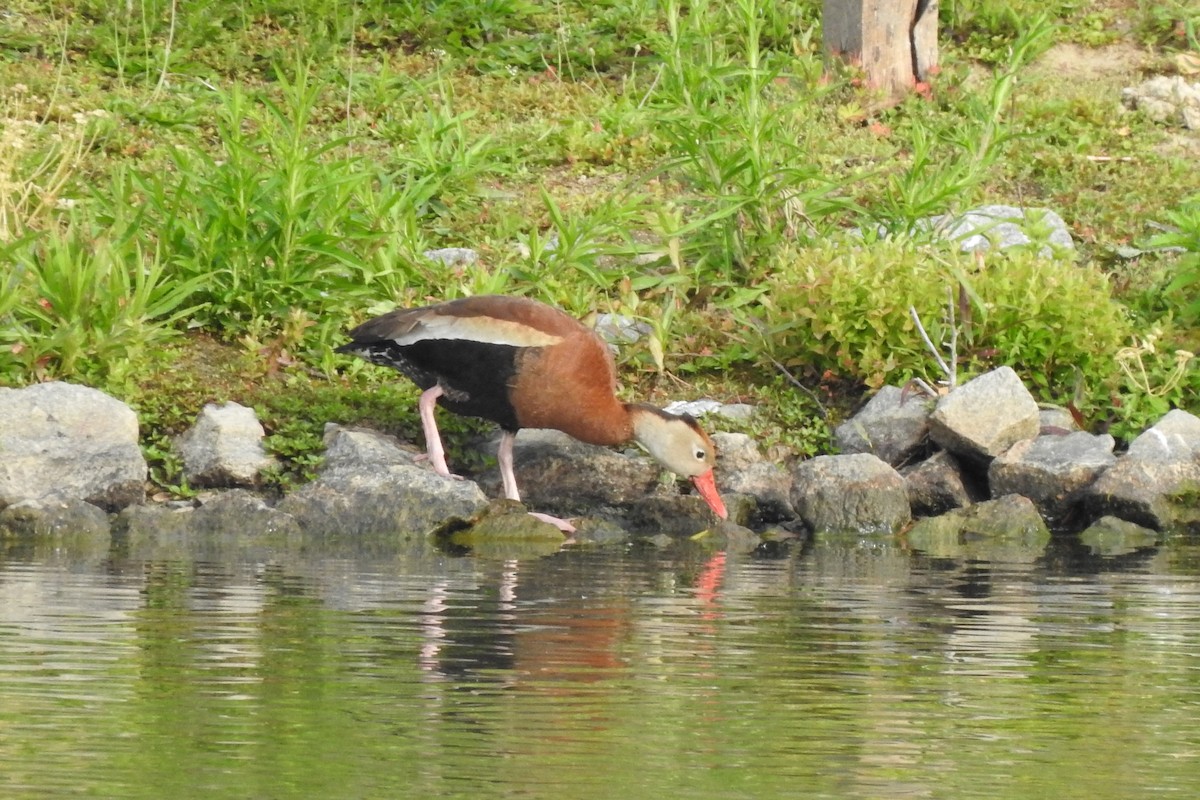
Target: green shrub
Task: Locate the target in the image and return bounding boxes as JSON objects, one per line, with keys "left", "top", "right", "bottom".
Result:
{"left": 755, "top": 239, "right": 1132, "bottom": 404}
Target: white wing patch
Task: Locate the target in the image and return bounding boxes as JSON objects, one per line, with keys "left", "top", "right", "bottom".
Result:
{"left": 392, "top": 313, "right": 564, "bottom": 348}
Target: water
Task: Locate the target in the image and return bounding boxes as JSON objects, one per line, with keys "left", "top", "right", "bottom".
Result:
{"left": 2, "top": 533, "right": 1200, "bottom": 799}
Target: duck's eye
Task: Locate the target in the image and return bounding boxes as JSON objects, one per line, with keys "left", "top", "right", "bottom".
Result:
{"left": 694, "top": 448, "right": 707, "bottom": 460}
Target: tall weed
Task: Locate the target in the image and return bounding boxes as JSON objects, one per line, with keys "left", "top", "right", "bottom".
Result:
{"left": 647, "top": 0, "right": 844, "bottom": 282}
{"left": 131, "top": 66, "right": 401, "bottom": 334}
{"left": 1, "top": 222, "right": 203, "bottom": 381}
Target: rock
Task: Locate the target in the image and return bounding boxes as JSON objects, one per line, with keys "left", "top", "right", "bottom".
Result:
{"left": 1122, "top": 76, "right": 1200, "bottom": 130}
{"left": 438, "top": 503, "right": 566, "bottom": 558}
{"left": 111, "top": 493, "right": 300, "bottom": 561}
{"left": 176, "top": 402, "right": 277, "bottom": 488}
{"left": 479, "top": 429, "right": 664, "bottom": 516}
{"left": 989, "top": 431, "right": 1117, "bottom": 528}
{"left": 834, "top": 385, "right": 934, "bottom": 466}
{"left": 570, "top": 516, "right": 633, "bottom": 546}
{"left": 0, "top": 497, "right": 110, "bottom": 539}
{"left": 790, "top": 453, "right": 911, "bottom": 535}
{"left": 322, "top": 424, "right": 421, "bottom": 469}
{"left": 627, "top": 494, "right": 730, "bottom": 537}
{"left": 712, "top": 432, "right": 795, "bottom": 521}
{"left": 0, "top": 497, "right": 112, "bottom": 565}
{"left": 929, "top": 367, "right": 1040, "bottom": 464}
{"left": 279, "top": 459, "right": 489, "bottom": 537}
{"left": 663, "top": 399, "right": 756, "bottom": 422}
{"left": 928, "top": 205, "right": 1075, "bottom": 257}
{"left": 593, "top": 313, "right": 651, "bottom": 345}
{"left": 112, "top": 504, "right": 193, "bottom": 541}
{"left": 0, "top": 382, "right": 146, "bottom": 510}
{"left": 903, "top": 450, "right": 977, "bottom": 516}
{"left": 422, "top": 247, "right": 478, "bottom": 266}
{"left": 1039, "top": 406, "right": 1081, "bottom": 434}
{"left": 1083, "top": 409, "right": 1200, "bottom": 531}
{"left": 1078, "top": 516, "right": 1159, "bottom": 557}
{"left": 187, "top": 490, "right": 300, "bottom": 537}
{"left": 906, "top": 495, "right": 1050, "bottom": 561}
{"left": 691, "top": 519, "right": 763, "bottom": 553}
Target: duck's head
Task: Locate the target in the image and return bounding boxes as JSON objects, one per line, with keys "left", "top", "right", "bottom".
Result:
{"left": 629, "top": 405, "right": 728, "bottom": 520}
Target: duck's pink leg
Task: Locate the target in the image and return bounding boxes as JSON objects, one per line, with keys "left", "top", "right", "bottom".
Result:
{"left": 497, "top": 430, "right": 575, "bottom": 534}
{"left": 418, "top": 386, "right": 457, "bottom": 479}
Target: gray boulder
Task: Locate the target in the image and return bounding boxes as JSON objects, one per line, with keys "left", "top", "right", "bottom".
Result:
{"left": 906, "top": 494, "right": 1050, "bottom": 562}
{"left": 0, "top": 496, "right": 110, "bottom": 539}
{"left": 422, "top": 247, "right": 479, "bottom": 266}
{"left": 1078, "top": 516, "right": 1159, "bottom": 557}
{"left": 929, "top": 205, "right": 1074, "bottom": 257}
{"left": 663, "top": 399, "right": 756, "bottom": 423}
{"left": 479, "top": 429, "right": 664, "bottom": 516}
{"left": 930, "top": 366, "right": 1040, "bottom": 463}
{"left": 989, "top": 431, "right": 1117, "bottom": 528}
{"left": 1121, "top": 76, "right": 1200, "bottom": 130}
{"left": 0, "top": 382, "right": 146, "bottom": 510}
{"left": 903, "top": 450, "right": 977, "bottom": 516}
{"left": 1083, "top": 409, "right": 1200, "bottom": 531}
{"left": 176, "top": 402, "right": 277, "bottom": 487}
{"left": 712, "top": 432, "right": 795, "bottom": 521}
{"left": 790, "top": 453, "right": 911, "bottom": 535}
{"left": 834, "top": 385, "right": 934, "bottom": 467}
{"left": 280, "top": 426, "right": 488, "bottom": 536}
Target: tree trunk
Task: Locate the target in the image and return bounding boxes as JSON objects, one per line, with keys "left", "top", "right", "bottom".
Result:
{"left": 823, "top": 0, "right": 939, "bottom": 98}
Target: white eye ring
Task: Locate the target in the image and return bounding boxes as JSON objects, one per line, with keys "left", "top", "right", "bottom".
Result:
{"left": 694, "top": 449, "right": 706, "bottom": 460}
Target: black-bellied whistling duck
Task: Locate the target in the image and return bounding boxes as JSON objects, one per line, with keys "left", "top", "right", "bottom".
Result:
{"left": 336, "top": 295, "right": 728, "bottom": 531}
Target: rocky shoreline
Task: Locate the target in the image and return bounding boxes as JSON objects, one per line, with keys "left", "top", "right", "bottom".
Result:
{"left": 1, "top": 368, "right": 1197, "bottom": 558}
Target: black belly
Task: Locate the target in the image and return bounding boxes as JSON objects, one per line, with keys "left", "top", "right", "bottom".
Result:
{"left": 348, "top": 338, "right": 524, "bottom": 431}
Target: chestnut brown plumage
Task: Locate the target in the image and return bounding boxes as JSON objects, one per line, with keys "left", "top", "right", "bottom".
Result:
{"left": 336, "top": 295, "right": 727, "bottom": 530}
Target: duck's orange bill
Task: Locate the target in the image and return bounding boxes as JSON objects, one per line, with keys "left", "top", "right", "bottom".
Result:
{"left": 692, "top": 470, "right": 728, "bottom": 520}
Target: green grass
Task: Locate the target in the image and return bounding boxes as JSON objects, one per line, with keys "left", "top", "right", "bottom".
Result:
{"left": 1, "top": 0, "right": 1198, "bottom": 489}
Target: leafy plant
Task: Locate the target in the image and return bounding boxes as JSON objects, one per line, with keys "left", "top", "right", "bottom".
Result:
{"left": 1152, "top": 194, "right": 1200, "bottom": 324}
{"left": 1, "top": 222, "right": 204, "bottom": 380}
{"left": 754, "top": 238, "right": 1132, "bottom": 404}
{"left": 647, "top": 0, "right": 844, "bottom": 281}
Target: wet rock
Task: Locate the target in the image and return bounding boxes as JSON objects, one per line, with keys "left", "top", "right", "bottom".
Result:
{"left": 479, "top": 429, "right": 663, "bottom": 516}
{"left": 691, "top": 519, "right": 762, "bottom": 553}
{"left": 790, "top": 453, "right": 911, "bottom": 535}
{"left": 1079, "top": 515, "right": 1159, "bottom": 557}
{"left": 906, "top": 495, "right": 1050, "bottom": 561}
{"left": 570, "top": 516, "right": 632, "bottom": 546}
{"left": 989, "top": 431, "right": 1117, "bottom": 528}
{"left": 112, "top": 504, "right": 193, "bottom": 541}
{"left": 0, "top": 382, "right": 147, "bottom": 511}
{"left": 187, "top": 490, "right": 300, "bottom": 537}
{"left": 930, "top": 366, "right": 1040, "bottom": 464}
{"left": 0, "top": 497, "right": 112, "bottom": 565}
{"left": 712, "top": 432, "right": 795, "bottom": 521}
{"left": 1121, "top": 75, "right": 1200, "bottom": 130}
{"left": 834, "top": 385, "right": 934, "bottom": 467}
{"left": 0, "top": 497, "right": 110, "bottom": 539}
{"left": 627, "top": 494, "right": 730, "bottom": 537}
{"left": 1082, "top": 409, "right": 1200, "bottom": 531}
{"left": 112, "top": 494, "right": 299, "bottom": 561}
{"left": 176, "top": 402, "right": 277, "bottom": 487}
{"left": 928, "top": 205, "right": 1074, "bottom": 257}
{"left": 441, "top": 502, "right": 565, "bottom": 548}
{"left": 958, "top": 494, "right": 1050, "bottom": 540}
{"left": 903, "top": 451, "right": 977, "bottom": 517}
